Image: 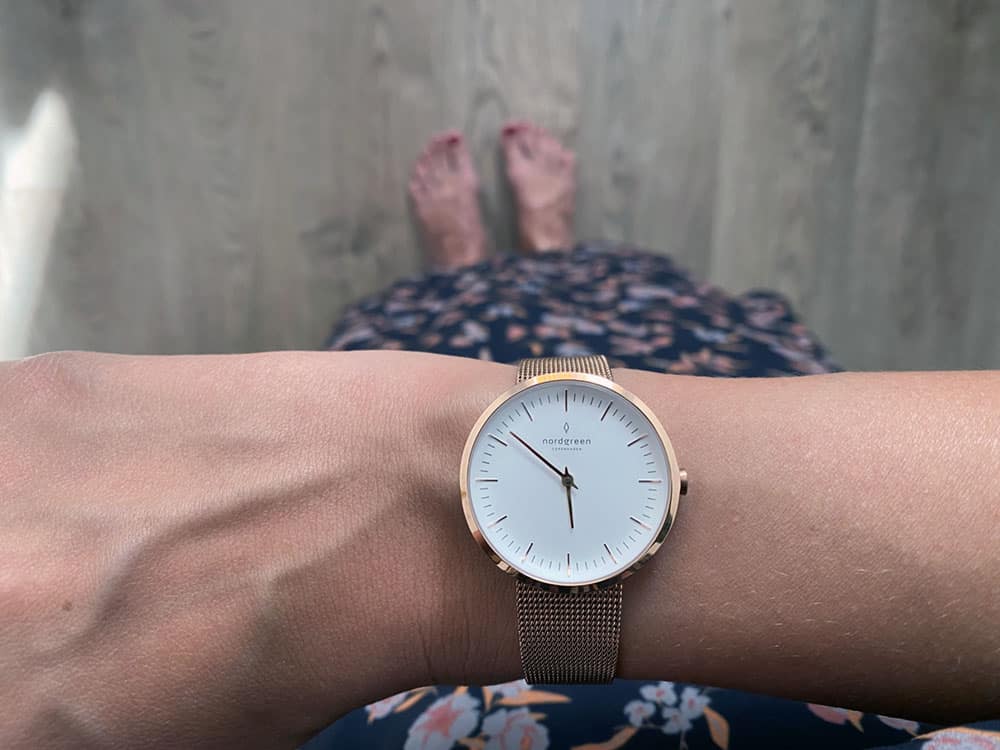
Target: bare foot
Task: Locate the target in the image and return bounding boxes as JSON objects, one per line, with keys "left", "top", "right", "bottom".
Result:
{"left": 409, "top": 131, "right": 488, "bottom": 269}
{"left": 501, "top": 120, "right": 576, "bottom": 253}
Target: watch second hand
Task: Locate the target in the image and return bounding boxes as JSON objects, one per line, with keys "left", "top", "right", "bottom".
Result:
{"left": 509, "top": 432, "right": 579, "bottom": 490}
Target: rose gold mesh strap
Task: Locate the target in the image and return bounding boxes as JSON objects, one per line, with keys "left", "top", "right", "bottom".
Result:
{"left": 516, "top": 580, "right": 623, "bottom": 684}
{"left": 516, "top": 355, "right": 613, "bottom": 382}
{"left": 514, "top": 354, "right": 621, "bottom": 684}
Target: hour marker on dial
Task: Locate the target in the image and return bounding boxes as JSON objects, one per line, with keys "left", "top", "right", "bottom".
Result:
{"left": 638, "top": 478, "right": 661, "bottom": 484}
{"left": 603, "top": 544, "right": 618, "bottom": 565}
{"left": 487, "top": 515, "right": 508, "bottom": 528}
{"left": 476, "top": 477, "right": 499, "bottom": 482}
{"left": 627, "top": 434, "right": 648, "bottom": 447}
{"left": 521, "top": 542, "right": 534, "bottom": 562}
{"left": 489, "top": 434, "right": 508, "bottom": 446}
{"left": 630, "top": 516, "right": 652, "bottom": 530}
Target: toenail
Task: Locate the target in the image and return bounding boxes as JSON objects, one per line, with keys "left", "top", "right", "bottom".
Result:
{"left": 446, "top": 133, "right": 460, "bottom": 144}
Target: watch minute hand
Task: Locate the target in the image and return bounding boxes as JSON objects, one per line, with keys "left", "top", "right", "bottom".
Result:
{"left": 509, "top": 432, "right": 579, "bottom": 489}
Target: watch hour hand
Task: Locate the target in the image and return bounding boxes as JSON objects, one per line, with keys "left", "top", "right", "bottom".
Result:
{"left": 563, "top": 466, "right": 575, "bottom": 529}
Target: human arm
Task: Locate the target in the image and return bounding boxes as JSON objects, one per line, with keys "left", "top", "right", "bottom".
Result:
{"left": 0, "top": 351, "right": 996, "bottom": 748}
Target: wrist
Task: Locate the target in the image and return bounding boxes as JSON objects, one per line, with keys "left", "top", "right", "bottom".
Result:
{"left": 285, "top": 351, "right": 520, "bottom": 715}
{"left": 402, "top": 354, "right": 522, "bottom": 685}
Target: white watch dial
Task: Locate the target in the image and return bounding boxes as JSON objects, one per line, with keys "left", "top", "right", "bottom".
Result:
{"left": 464, "top": 377, "right": 675, "bottom": 586}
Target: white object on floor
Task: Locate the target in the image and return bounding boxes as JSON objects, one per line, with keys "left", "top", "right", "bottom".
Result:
{"left": 0, "top": 88, "right": 76, "bottom": 361}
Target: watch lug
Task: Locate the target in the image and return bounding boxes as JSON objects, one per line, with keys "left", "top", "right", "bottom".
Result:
{"left": 679, "top": 469, "right": 689, "bottom": 496}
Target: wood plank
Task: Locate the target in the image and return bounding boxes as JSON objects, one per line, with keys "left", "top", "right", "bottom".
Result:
{"left": 709, "top": 0, "right": 877, "bottom": 353}
{"left": 840, "top": 0, "right": 1000, "bottom": 369}
{"left": 578, "top": 0, "right": 722, "bottom": 276}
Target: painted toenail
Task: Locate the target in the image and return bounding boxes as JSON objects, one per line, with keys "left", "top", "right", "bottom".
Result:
{"left": 446, "top": 133, "right": 461, "bottom": 145}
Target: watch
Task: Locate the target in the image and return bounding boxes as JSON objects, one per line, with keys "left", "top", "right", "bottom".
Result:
{"left": 460, "top": 355, "right": 688, "bottom": 685}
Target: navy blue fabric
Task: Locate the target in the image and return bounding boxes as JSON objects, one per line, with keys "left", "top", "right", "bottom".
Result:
{"left": 315, "top": 244, "right": 996, "bottom": 749}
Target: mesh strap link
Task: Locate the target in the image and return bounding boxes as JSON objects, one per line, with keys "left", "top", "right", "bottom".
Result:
{"left": 516, "top": 355, "right": 612, "bottom": 383}
{"left": 514, "top": 355, "right": 621, "bottom": 684}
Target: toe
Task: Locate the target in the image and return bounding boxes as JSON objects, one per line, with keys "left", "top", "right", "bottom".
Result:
{"left": 513, "top": 127, "right": 536, "bottom": 162}
{"left": 420, "top": 157, "right": 442, "bottom": 188}
{"left": 501, "top": 120, "right": 532, "bottom": 161}
{"left": 409, "top": 168, "right": 428, "bottom": 196}
{"left": 425, "top": 136, "right": 453, "bottom": 184}
{"left": 502, "top": 119, "right": 530, "bottom": 140}
{"left": 414, "top": 130, "right": 460, "bottom": 186}
{"left": 441, "top": 131, "right": 474, "bottom": 176}
{"left": 435, "top": 130, "right": 464, "bottom": 171}
{"left": 452, "top": 142, "right": 479, "bottom": 186}
{"left": 531, "top": 123, "right": 559, "bottom": 154}
{"left": 539, "top": 137, "right": 563, "bottom": 170}
{"left": 412, "top": 141, "right": 438, "bottom": 185}
{"left": 524, "top": 122, "right": 548, "bottom": 156}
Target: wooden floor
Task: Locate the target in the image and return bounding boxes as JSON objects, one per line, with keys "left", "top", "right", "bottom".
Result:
{"left": 3, "top": 0, "right": 999, "bottom": 370}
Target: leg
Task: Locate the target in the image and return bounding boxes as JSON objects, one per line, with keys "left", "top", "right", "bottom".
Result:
{"left": 501, "top": 120, "right": 576, "bottom": 253}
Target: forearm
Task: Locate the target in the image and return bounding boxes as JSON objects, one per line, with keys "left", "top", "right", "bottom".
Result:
{"left": 449, "top": 367, "right": 1000, "bottom": 722}
{"left": 3, "top": 353, "right": 997, "bottom": 748}
{"left": 0, "top": 351, "right": 469, "bottom": 748}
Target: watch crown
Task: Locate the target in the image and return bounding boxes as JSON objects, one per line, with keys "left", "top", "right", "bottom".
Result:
{"left": 679, "top": 469, "right": 689, "bottom": 496}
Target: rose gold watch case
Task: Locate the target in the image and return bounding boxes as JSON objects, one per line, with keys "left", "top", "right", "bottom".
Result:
{"left": 459, "top": 371, "right": 685, "bottom": 593}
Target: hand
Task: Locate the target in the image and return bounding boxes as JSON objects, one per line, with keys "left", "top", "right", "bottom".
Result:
{"left": 509, "top": 431, "right": 579, "bottom": 489}
{"left": 563, "top": 466, "right": 575, "bottom": 529}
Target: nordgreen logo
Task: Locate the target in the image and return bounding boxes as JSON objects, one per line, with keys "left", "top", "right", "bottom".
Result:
{"left": 542, "top": 437, "right": 591, "bottom": 446}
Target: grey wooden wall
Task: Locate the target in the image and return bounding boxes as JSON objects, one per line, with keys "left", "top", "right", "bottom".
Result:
{"left": 4, "top": 0, "right": 999, "bottom": 369}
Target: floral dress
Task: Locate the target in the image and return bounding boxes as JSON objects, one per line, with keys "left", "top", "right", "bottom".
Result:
{"left": 326, "top": 242, "right": 838, "bottom": 377}
{"left": 318, "top": 243, "right": 1000, "bottom": 749}
{"left": 308, "top": 680, "right": 999, "bottom": 750}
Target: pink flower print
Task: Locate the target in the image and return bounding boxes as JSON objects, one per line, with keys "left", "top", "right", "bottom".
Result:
{"left": 624, "top": 699, "right": 656, "bottom": 727}
{"left": 505, "top": 324, "right": 528, "bottom": 342}
{"left": 536, "top": 324, "right": 569, "bottom": 340}
{"left": 482, "top": 707, "right": 549, "bottom": 750}
{"left": 366, "top": 690, "right": 408, "bottom": 722}
{"left": 807, "top": 703, "right": 864, "bottom": 731}
{"left": 608, "top": 335, "right": 656, "bottom": 356}
{"left": 661, "top": 706, "right": 693, "bottom": 734}
{"left": 404, "top": 691, "right": 480, "bottom": 750}
{"left": 672, "top": 294, "right": 701, "bottom": 309}
{"left": 922, "top": 729, "right": 1000, "bottom": 750}
{"left": 639, "top": 681, "right": 677, "bottom": 705}
{"left": 678, "top": 686, "right": 710, "bottom": 721}
{"left": 433, "top": 310, "right": 465, "bottom": 328}
{"left": 877, "top": 715, "right": 919, "bottom": 734}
